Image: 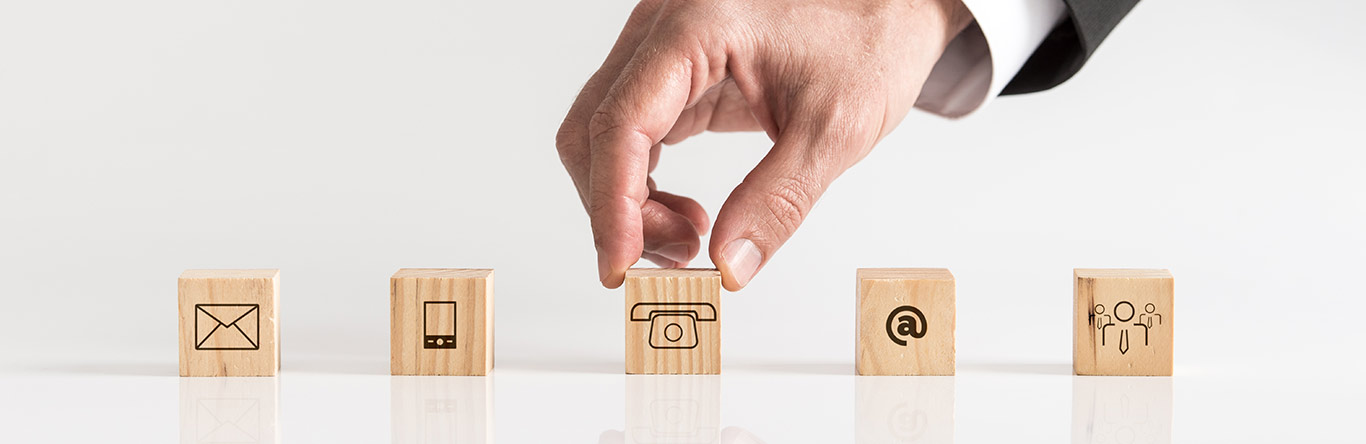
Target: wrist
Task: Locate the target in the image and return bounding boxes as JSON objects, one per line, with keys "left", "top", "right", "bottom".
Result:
{"left": 910, "top": 0, "right": 974, "bottom": 48}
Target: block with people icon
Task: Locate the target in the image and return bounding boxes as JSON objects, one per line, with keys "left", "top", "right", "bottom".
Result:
{"left": 624, "top": 268, "right": 721, "bottom": 374}
{"left": 1074, "top": 269, "right": 1174, "bottom": 376}
{"left": 855, "top": 268, "right": 956, "bottom": 376}
{"left": 178, "top": 269, "right": 281, "bottom": 377}
{"left": 390, "top": 268, "right": 494, "bottom": 376}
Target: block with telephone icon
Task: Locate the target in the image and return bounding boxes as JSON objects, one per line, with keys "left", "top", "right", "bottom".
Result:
{"left": 390, "top": 268, "right": 494, "bottom": 376}
{"left": 856, "top": 268, "right": 956, "bottom": 376}
{"left": 625, "top": 269, "right": 721, "bottom": 374}
{"left": 178, "top": 269, "right": 280, "bottom": 377}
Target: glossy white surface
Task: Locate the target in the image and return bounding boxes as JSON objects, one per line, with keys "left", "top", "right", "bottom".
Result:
{"left": 2, "top": 0, "right": 1365, "bottom": 442}
{"left": 1, "top": 356, "right": 1361, "bottom": 442}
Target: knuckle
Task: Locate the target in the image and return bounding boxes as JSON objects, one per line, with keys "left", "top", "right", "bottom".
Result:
{"left": 800, "top": 97, "right": 879, "bottom": 160}
{"left": 760, "top": 175, "right": 821, "bottom": 238}
{"left": 554, "top": 118, "right": 581, "bottom": 153}
{"left": 555, "top": 117, "right": 591, "bottom": 167}
{"left": 820, "top": 99, "right": 873, "bottom": 141}
{"left": 587, "top": 186, "right": 643, "bottom": 218}
{"left": 586, "top": 187, "right": 615, "bottom": 215}
{"left": 588, "top": 107, "right": 643, "bottom": 148}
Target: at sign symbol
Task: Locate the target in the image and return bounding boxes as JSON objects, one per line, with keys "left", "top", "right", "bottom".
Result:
{"left": 886, "top": 305, "right": 928, "bottom": 346}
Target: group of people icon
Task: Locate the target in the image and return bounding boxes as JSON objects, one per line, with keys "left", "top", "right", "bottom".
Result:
{"left": 1094, "top": 301, "right": 1162, "bottom": 355}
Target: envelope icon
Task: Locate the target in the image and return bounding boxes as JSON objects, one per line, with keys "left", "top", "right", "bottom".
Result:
{"left": 196, "top": 398, "right": 260, "bottom": 443}
{"left": 195, "top": 304, "right": 260, "bottom": 351}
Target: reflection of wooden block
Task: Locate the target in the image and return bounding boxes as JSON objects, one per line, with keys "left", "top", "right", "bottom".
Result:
{"left": 178, "top": 269, "right": 280, "bottom": 377}
{"left": 855, "top": 376, "right": 954, "bottom": 443}
{"left": 391, "top": 269, "right": 494, "bottom": 376}
{"left": 625, "top": 269, "right": 721, "bottom": 375}
{"left": 1074, "top": 269, "right": 1174, "bottom": 376}
{"left": 856, "top": 268, "right": 955, "bottom": 376}
{"left": 626, "top": 376, "right": 719, "bottom": 444}
{"left": 179, "top": 376, "right": 280, "bottom": 443}
{"left": 390, "top": 376, "right": 492, "bottom": 443}
{"left": 1071, "top": 376, "right": 1173, "bottom": 442}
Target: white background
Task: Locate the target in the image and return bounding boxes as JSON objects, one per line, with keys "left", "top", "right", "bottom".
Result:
{"left": 2, "top": 0, "right": 1364, "bottom": 442}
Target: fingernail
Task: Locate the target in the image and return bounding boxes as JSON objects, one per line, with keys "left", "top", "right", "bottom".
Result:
{"left": 656, "top": 244, "right": 691, "bottom": 264}
{"left": 722, "top": 238, "right": 763, "bottom": 288}
{"left": 642, "top": 256, "right": 678, "bottom": 268}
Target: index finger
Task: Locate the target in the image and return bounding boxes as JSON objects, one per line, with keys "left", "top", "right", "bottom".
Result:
{"left": 587, "top": 46, "right": 709, "bottom": 288}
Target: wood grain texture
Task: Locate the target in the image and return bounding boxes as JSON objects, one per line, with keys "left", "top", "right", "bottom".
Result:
{"left": 625, "top": 268, "right": 721, "bottom": 375}
{"left": 178, "top": 269, "right": 280, "bottom": 377}
{"left": 1074, "top": 268, "right": 1174, "bottom": 376}
{"left": 390, "top": 268, "right": 494, "bottom": 376}
{"left": 856, "top": 268, "right": 955, "bottom": 376}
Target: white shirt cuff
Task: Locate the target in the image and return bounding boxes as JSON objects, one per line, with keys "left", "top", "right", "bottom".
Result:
{"left": 914, "top": 0, "right": 1068, "bottom": 118}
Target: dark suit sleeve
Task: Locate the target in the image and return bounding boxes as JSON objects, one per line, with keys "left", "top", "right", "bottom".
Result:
{"left": 1001, "top": 0, "right": 1140, "bottom": 95}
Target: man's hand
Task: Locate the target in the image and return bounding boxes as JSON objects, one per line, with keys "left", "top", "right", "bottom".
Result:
{"left": 556, "top": 0, "right": 972, "bottom": 290}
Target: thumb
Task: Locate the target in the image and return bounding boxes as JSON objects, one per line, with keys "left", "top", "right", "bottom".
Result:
{"left": 709, "top": 126, "right": 864, "bottom": 291}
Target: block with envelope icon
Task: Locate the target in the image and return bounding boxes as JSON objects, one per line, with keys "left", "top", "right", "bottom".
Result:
{"left": 179, "top": 269, "right": 280, "bottom": 377}
{"left": 391, "top": 268, "right": 494, "bottom": 376}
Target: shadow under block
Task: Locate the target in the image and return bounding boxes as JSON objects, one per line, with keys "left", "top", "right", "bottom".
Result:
{"left": 391, "top": 269, "right": 494, "bottom": 376}
{"left": 178, "top": 269, "right": 280, "bottom": 377}
{"left": 625, "top": 269, "right": 721, "bottom": 375}
{"left": 1074, "top": 269, "right": 1174, "bottom": 376}
{"left": 856, "top": 268, "right": 956, "bottom": 376}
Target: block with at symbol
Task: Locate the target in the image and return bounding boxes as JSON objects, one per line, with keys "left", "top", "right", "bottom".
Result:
{"left": 856, "top": 268, "right": 955, "bottom": 376}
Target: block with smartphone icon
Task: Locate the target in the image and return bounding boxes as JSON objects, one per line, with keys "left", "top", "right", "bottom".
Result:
{"left": 391, "top": 268, "right": 494, "bottom": 376}
{"left": 178, "top": 269, "right": 280, "bottom": 377}
{"left": 856, "top": 268, "right": 956, "bottom": 376}
{"left": 625, "top": 268, "right": 721, "bottom": 374}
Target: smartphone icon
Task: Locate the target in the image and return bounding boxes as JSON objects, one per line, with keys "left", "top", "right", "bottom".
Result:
{"left": 424, "top": 301, "right": 457, "bottom": 349}
{"left": 629, "top": 303, "right": 718, "bottom": 349}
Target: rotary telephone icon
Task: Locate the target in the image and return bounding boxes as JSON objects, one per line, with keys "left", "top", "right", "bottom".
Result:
{"left": 629, "top": 302, "right": 718, "bottom": 349}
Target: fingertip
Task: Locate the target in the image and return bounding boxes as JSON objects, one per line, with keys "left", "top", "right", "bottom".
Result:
{"left": 601, "top": 271, "right": 626, "bottom": 289}
{"left": 641, "top": 252, "right": 683, "bottom": 269}
{"left": 650, "top": 190, "right": 711, "bottom": 237}
{"left": 690, "top": 212, "right": 712, "bottom": 236}
{"left": 597, "top": 254, "right": 618, "bottom": 288}
{"left": 597, "top": 250, "right": 632, "bottom": 289}
{"left": 714, "top": 237, "right": 762, "bottom": 292}
{"left": 640, "top": 199, "right": 703, "bottom": 266}
{"left": 718, "top": 270, "right": 744, "bottom": 292}
{"left": 654, "top": 244, "right": 692, "bottom": 264}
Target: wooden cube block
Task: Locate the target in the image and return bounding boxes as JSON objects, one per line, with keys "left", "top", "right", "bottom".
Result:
{"left": 178, "top": 269, "right": 280, "bottom": 377}
{"left": 1073, "top": 269, "right": 1174, "bottom": 376}
{"left": 625, "top": 269, "right": 721, "bottom": 374}
{"left": 856, "top": 268, "right": 955, "bottom": 376}
{"left": 390, "top": 269, "right": 494, "bottom": 376}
